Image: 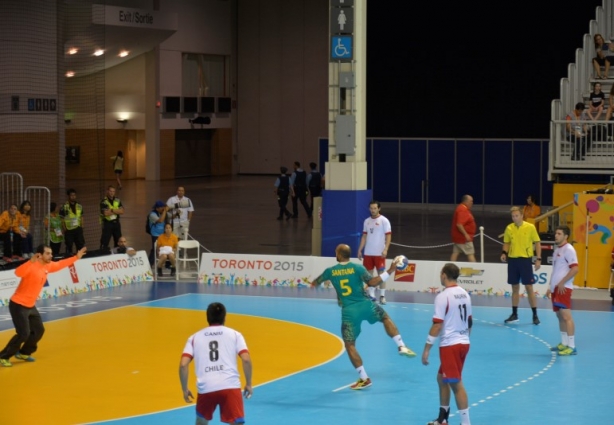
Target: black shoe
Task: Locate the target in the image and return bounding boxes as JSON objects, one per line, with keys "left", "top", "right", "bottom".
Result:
{"left": 533, "top": 315, "right": 540, "bottom": 325}
{"left": 286, "top": 215, "right": 292, "bottom": 220}
{"left": 504, "top": 313, "right": 519, "bottom": 324}
{"left": 157, "top": 268, "right": 163, "bottom": 276}
{"left": 170, "top": 267, "right": 176, "bottom": 277}
{"left": 276, "top": 216, "right": 283, "bottom": 221}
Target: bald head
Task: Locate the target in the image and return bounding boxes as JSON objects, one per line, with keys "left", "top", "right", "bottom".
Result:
{"left": 335, "top": 244, "right": 351, "bottom": 261}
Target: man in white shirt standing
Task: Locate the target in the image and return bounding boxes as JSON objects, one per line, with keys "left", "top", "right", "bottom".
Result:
{"left": 357, "top": 201, "right": 391, "bottom": 304}
{"left": 167, "top": 186, "right": 194, "bottom": 239}
{"left": 179, "top": 302, "right": 253, "bottom": 425}
{"left": 546, "top": 226, "right": 579, "bottom": 356}
{"left": 422, "top": 263, "right": 472, "bottom": 425}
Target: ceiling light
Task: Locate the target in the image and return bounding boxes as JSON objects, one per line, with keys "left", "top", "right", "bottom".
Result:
{"left": 119, "top": 51, "right": 129, "bottom": 58}
{"left": 94, "top": 49, "right": 104, "bottom": 56}
{"left": 68, "top": 48, "right": 78, "bottom": 55}
{"left": 66, "top": 71, "right": 75, "bottom": 77}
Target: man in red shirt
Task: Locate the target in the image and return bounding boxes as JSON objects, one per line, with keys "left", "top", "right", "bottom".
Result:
{"left": 450, "top": 195, "right": 477, "bottom": 262}
{"left": 0, "top": 244, "right": 87, "bottom": 367}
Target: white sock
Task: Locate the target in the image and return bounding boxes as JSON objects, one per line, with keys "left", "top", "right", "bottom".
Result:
{"left": 392, "top": 335, "right": 405, "bottom": 348}
{"left": 458, "top": 408, "right": 470, "bottom": 424}
{"left": 561, "top": 332, "right": 569, "bottom": 346}
{"left": 356, "top": 366, "right": 368, "bottom": 380}
{"left": 380, "top": 288, "right": 386, "bottom": 297}
{"left": 567, "top": 335, "right": 575, "bottom": 348}
{"left": 368, "top": 287, "right": 375, "bottom": 297}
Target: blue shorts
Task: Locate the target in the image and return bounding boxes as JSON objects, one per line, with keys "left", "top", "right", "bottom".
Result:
{"left": 507, "top": 257, "right": 535, "bottom": 285}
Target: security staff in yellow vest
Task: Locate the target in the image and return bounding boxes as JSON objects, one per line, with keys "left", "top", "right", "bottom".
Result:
{"left": 59, "top": 188, "right": 85, "bottom": 255}
{"left": 99, "top": 185, "right": 124, "bottom": 250}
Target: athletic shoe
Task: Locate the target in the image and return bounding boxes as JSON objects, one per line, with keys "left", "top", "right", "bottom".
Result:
{"left": 157, "top": 268, "right": 163, "bottom": 276}
{"left": 398, "top": 346, "right": 417, "bottom": 357}
{"left": 350, "top": 377, "right": 372, "bottom": 390}
{"left": 427, "top": 408, "right": 449, "bottom": 425}
{"left": 12, "top": 255, "right": 23, "bottom": 261}
{"left": 15, "top": 352, "right": 35, "bottom": 362}
{"left": 379, "top": 296, "right": 386, "bottom": 305}
{"left": 2, "top": 257, "right": 11, "bottom": 263}
{"left": 426, "top": 420, "right": 447, "bottom": 425}
{"left": 533, "top": 315, "right": 540, "bottom": 325}
{"left": 504, "top": 313, "right": 519, "bottom": 324}
{"left": 170, "top": 267, "right": 176, "bottom": 277}
{"left": 550, "top": 343, "right": 566, "bottom": 352}
{"left": 558, "top": 346, "right": 577, "bottom": 356}
{"left": 0, "top": 358, "right": 12, "bottom": 367}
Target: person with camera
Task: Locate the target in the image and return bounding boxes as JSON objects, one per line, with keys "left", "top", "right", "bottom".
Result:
{"left": 166, "top": 186, "right": 194, "bottom": 239}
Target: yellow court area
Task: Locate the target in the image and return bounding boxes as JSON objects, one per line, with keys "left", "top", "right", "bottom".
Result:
{"left": 0, "top": 306, "right": 343, "bottom": 425}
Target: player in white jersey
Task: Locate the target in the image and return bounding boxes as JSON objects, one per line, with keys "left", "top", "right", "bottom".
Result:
{"left": 179, "top": 302, "right": 253, "bottom": 425}
{"left": 422, "top": 263, "right": 472, "bottom": 425}
{"left": 546, "top": 226, "right": 579, "bottom": 356}
{"left": 357, "top": 201, "right": 392, "bottom": 304}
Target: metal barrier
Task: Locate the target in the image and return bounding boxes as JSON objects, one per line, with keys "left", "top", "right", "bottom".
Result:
{"left": 24, "top": 186, "right": 51, "bottom": 249}
{"left": 550, "top": 120, "right": 614, "bottom": 176}
{"left": 0, "top": 173, "right": 23, "bottom": 212}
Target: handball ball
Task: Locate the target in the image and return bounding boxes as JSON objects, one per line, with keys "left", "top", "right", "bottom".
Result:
{"left": 394, "top": 255, "right": 409, "bottom": 271}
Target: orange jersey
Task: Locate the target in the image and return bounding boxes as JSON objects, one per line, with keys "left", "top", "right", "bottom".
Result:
{"left": 11, "top": 256, "right": 78, "bottom": 307}
{"left": 0, "top": 210, "right": 21, "bottom": 233}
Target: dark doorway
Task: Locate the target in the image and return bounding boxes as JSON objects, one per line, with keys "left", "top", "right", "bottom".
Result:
{"left": 174, "top": 129, "right": 213, "bottom": 178}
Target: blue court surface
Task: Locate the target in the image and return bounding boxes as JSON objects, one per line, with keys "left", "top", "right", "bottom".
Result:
{"left": 0, "top": 282, "right": 611, "bottom": 424}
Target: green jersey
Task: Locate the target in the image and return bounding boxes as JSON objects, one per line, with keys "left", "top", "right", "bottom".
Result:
{"left": 314, "top": 262, "right": 373, "bottom": 307}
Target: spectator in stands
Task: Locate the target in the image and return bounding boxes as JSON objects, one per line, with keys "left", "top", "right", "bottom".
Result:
{"left": 166, "top": 186, "right": 194, "bottom": 239}
{"left": 148, "top": 201, "right": 168, "bottom": 265}
{"left": 522, "top": 195, "right": 541, "bottom": 220}
{"left": 157, "top": 223, "right": 178, "bottom": 277}
{"left": 60, "top": 189, "right": 85, "bottom": 254}
{"left": 592, "top": 34, "right": 611, "bottom": 80}
{"left": 110, "top": 150, "right": 124, "bottom": 190}
{"left": 565, "top": 102, "right": 589, "bottom": 161}
{"left": 307, "top": 162, "right": 323, "bottom": 214}
{"left": 0, "top": 204, "right": 23, "bottom": 262}
{"left": 44, "top": 202, "right": 63, "bottom": 257}
{"left": 450, "top": 194, "right": 476, "bottom": 262}
{"left": 587, "top": 82, "right": 605, "bottom": 121}
{"left": 111, "top": 236, "right": 136, "bottom": 256}
{"left": 18, "top": 201, "right": 34, "bottom": 259}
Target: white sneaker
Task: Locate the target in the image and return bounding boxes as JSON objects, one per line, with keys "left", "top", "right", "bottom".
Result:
{"left": 398, "top": 346, "right": 416, "bottom": 358}
{"left": 379, "top": 296, "right": 386, "bottom": 305}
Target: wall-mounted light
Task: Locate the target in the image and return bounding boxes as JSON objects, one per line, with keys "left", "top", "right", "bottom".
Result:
{"left": 118, "top": 50, "right": 129, "bottom": 58}
{"left": 116, "top": 118, "right": 128, "bottom": 124}
{"left": 94, "top": 49, "right": 105, "bottom": 56}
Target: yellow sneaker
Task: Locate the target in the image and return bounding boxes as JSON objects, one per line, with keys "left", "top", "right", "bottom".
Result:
{"left": 398, "top": 346, "right": 417, "bottom": 358}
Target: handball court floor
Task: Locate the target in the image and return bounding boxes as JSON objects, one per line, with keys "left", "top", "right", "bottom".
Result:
{"left": 1, "top": 175, "right": 613, "bottom": 424}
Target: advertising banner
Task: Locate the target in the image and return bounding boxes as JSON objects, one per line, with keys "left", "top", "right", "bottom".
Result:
{"left": 0, "top": 251, "right": 153, "bottom": 307}
{"left": 198, "top": 253, "right": 553, "bottom": 297}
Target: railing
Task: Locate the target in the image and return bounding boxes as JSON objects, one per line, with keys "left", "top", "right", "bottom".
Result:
{"left": 550, "top": 119, "right": 614, "bottom": 175}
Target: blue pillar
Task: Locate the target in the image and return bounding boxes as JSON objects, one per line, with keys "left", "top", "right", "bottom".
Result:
{"left": 321, "top": 189, "right": 372, "bottom": 257}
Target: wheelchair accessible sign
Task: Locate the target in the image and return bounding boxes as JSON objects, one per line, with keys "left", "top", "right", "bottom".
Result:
{"left": 331, "top": 36, "right": 352, "bottom": 61}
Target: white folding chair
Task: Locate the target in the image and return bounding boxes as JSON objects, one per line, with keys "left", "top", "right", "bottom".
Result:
{"left": 176, "top": 239, "right": 200, "bottom": 279}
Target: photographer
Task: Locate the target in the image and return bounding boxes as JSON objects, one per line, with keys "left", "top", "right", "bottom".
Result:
{"left": 166, "top": 186, "right": 194, "bottom": 239}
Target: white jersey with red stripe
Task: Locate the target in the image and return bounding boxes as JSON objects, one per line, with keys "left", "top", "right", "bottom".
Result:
{"left": 550, "top": 242, "right": 578, "bottom": 291}
{"left": 433, "top": 285, "right": 472, "bottom": 347}
{"left": 182, "top": 324, "right": 249, "bottom": 394}
{"left": 362, "top": 214, "right": 391, "bottom": 255}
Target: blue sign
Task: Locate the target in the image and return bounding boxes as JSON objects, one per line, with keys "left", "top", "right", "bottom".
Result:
{"left": 331, "top": 36, "right": 352, "bottom": 61}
